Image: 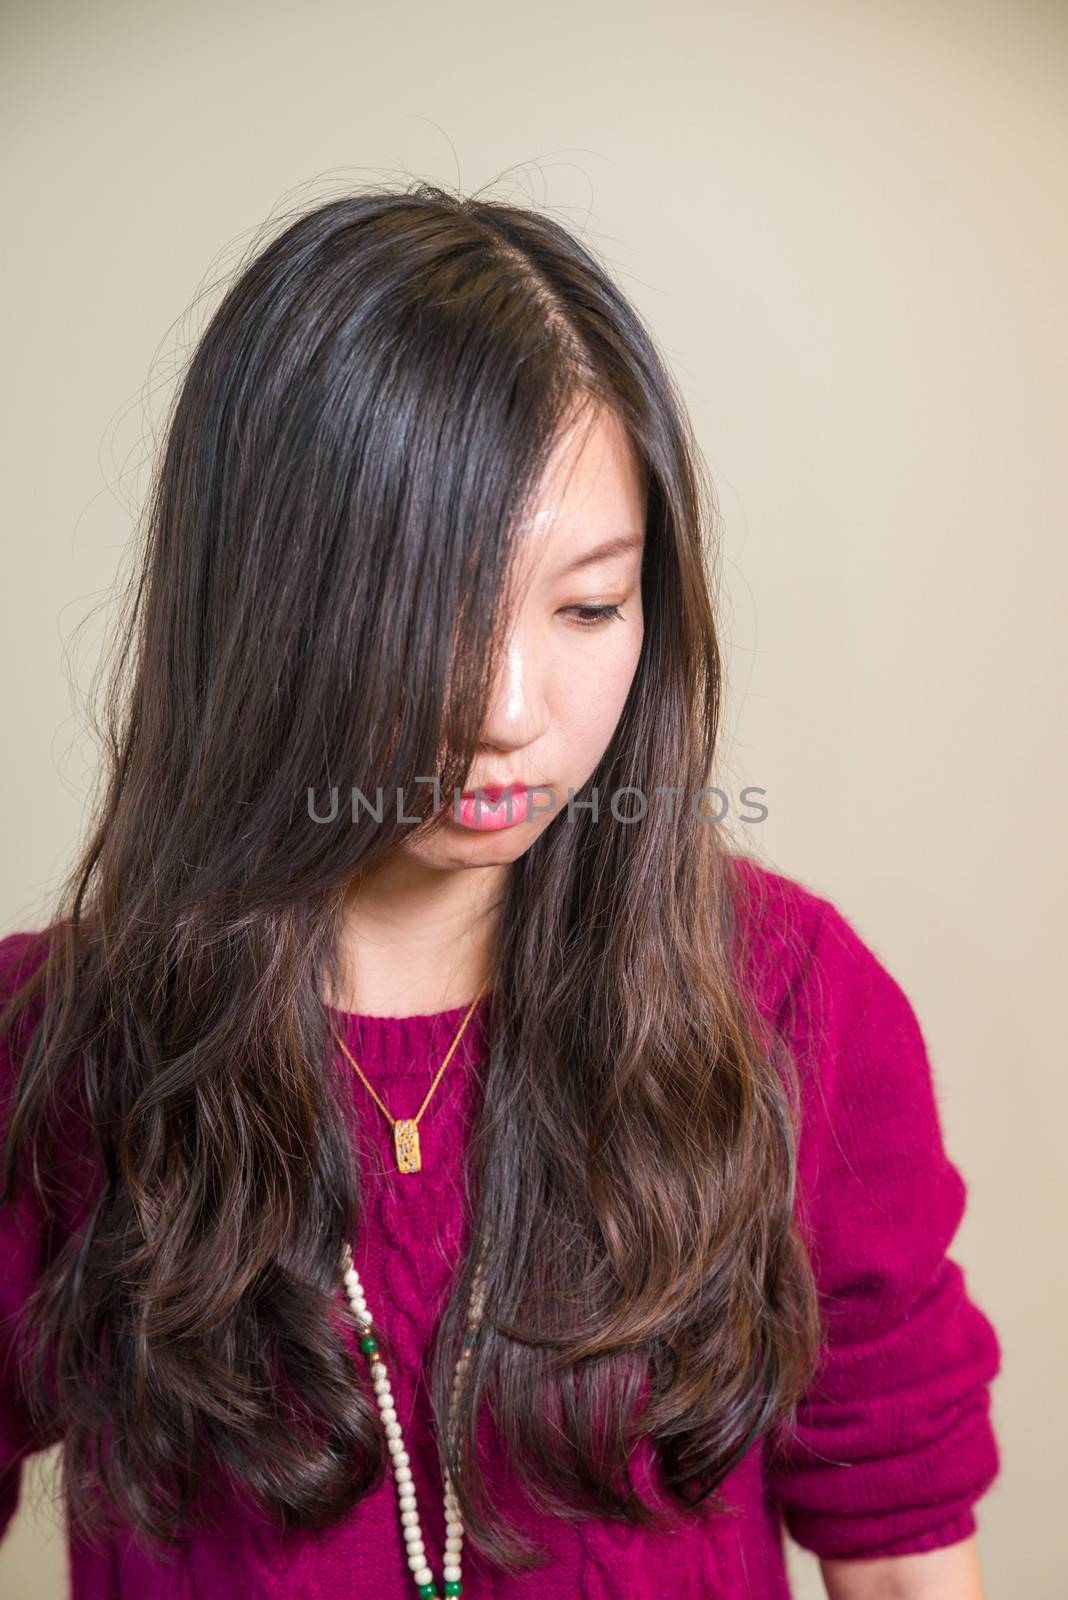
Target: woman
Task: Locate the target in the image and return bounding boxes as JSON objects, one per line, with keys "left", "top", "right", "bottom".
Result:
{"left": 0, "top": 187, "right": 1001, "bottom": 1598}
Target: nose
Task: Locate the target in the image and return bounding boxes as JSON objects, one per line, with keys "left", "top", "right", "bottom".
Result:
{"left": 477, "top": 626, "right": 550, "bottom": 755}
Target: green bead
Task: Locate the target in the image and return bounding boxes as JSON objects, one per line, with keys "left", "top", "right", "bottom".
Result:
{"left": 359, "top": 1334, "right": 378, "bottom": 1355}
{"left": 417, "top": 1586, "right": 437, "bottom": 1599}
{"left": 445, "top": 1583, "right": 463, "bottom": 1597}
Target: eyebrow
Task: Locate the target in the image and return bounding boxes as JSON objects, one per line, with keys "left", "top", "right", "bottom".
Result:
{"left": 557, "top": 532, "right": 645, "bottom": 576}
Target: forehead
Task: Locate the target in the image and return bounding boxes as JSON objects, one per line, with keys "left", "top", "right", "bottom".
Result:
{"left": 514, "top": 406, "right": 646, "bottom": 573}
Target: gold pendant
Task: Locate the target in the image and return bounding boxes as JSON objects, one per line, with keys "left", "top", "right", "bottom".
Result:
{"left": 393, "top": 1119, "right": 422, "bottom": 1173}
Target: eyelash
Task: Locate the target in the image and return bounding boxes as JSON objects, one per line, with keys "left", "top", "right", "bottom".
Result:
{"left": 562, "top": 604, "right": 625, "bottom": 629}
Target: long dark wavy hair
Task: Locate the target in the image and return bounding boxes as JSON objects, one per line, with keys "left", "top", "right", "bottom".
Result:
{"left": 0, "top": 184, "right": 822, "bottom": 1573}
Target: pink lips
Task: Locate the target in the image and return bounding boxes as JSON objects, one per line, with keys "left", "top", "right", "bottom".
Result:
{"left": 452, "top": 783, "right": 531, "bottom": 832}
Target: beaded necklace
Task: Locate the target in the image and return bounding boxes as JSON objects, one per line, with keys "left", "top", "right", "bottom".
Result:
{"left": 339, "top": 1239, "right": 487, "bottom": 1599}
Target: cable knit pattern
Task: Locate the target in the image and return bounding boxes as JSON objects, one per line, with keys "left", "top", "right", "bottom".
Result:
{"left": 0, "top": 858, "right": 1003, "bottom": 1596}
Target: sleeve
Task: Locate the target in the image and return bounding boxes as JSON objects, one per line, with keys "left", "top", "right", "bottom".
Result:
{"left": 0, "top": 929, "right": 53, "bottom": 1541}
{"left": 762, "top": 893, "right": 1003, "bottom": 1561}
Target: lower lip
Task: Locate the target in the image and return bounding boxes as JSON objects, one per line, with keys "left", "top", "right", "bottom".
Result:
{"left": 450, "top": 786, "right": 531, "bottom": 832}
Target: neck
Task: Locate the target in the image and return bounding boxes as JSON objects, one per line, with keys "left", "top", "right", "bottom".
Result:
{"left": 325, "top": 852, "right": 507, "bottom": 1017}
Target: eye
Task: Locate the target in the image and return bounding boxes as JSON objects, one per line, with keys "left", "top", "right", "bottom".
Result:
{"left": 561, "top": 603, "right": 625, "bottom": 629}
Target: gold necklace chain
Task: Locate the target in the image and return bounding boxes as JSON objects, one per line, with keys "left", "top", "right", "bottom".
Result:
{"left": 329, "top": 982, "right": 489, "bottom": 1173}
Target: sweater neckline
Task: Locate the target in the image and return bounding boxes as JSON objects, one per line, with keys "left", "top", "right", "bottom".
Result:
{"left": 325, "top": 989, "right": 493, "bottom": 1077}
{"left": 325, "top": 988, "right": 494, "bottom": 1026}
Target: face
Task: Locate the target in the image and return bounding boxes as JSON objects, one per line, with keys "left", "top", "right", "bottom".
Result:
{"left": 403, "top": 401, "right": 647, "bottom": 871}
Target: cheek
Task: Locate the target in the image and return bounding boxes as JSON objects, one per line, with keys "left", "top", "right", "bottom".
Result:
{"left": 553, "top": 628, "right": 643, "bottom": 764}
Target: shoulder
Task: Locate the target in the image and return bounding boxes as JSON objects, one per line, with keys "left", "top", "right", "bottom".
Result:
{"left": 0, "top": 924, "right": 73, "bottom": 1182}
{"left": 0, "top": 925, "right": 54, "bottom": 993}
{"left": 726, "top": 854, "right": 967, "bottom": 1242}
{"left": 724, "top": 853, "right": 939, "bottom": 1118}
{"left": 0, "top": 925, "right": 57, "bottom": 1088}
{"left": 725, "top": 852, "right": 896, "bottom": 1021}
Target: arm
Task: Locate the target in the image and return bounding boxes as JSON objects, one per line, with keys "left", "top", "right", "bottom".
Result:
{"left": 761, "top": 889, "right": 1002, "bottom": 1579}
{"left": 821, "top": 1533, "right": 985, "bottom": 1598}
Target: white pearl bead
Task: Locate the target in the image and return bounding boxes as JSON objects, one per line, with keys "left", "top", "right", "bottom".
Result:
{"left": 394, "top": 1465, "right": 412, "bottom": 1486}
{"left": 443, "top": 1564, "right": 461, "bottom": 1581}
{"left": 399, "top": 1509, "right": 419, "bottom": 1527}
{"left": 393, "top": 1449, "right": 409, "bottom": 1469}
{"left": 384, "top": 1421, "right": 401, "bottom": 1439}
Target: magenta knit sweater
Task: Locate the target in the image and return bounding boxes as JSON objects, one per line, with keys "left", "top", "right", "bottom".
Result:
{"left": 0, "top": 859, "right": 1002, "bottom": 1597}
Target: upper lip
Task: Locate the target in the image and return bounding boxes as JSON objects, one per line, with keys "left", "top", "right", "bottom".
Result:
{"left": 460, "top": 780, "right": 531, "bottom": 797}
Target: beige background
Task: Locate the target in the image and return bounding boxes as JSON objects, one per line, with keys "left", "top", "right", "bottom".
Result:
{"left": 2, "top": 1, "right": 1064, "bottom": 1594}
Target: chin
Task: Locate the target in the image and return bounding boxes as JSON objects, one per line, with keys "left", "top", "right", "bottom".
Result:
{"left": 401, "top": 825, "right": 538, "bottom": 870}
